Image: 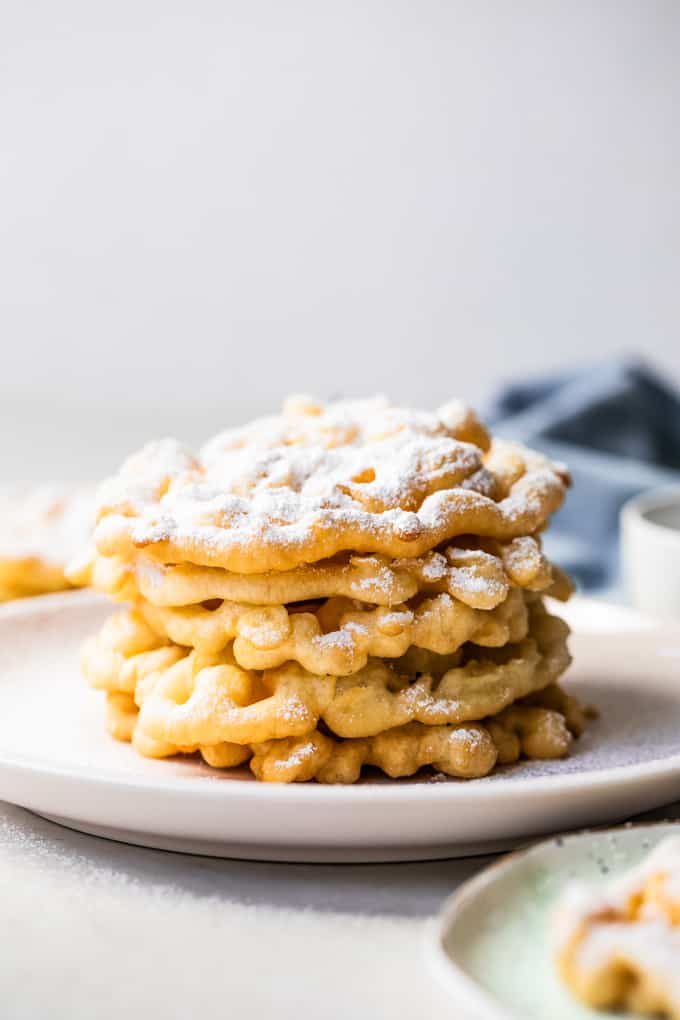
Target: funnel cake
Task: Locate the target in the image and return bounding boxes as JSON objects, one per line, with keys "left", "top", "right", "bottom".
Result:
{"left": 75, "top": 534, "right": 562, "bottom": 609}
{"left": 93, "top": 398, "right": 568, "bottom": 574}
{"left": 137, "top": 584, "right": 534, "bottom": 668}
{"left": 0, "top": 484, "right": 93, "bottom": 601}
{"left": 77, "top": 396, "right": 586, "bottom": 783}
{"left": 83, "top": 599, "right": 567, "bottom": 741}
{"left": 554, "top": 836, "right": 680, "bottom": 1019}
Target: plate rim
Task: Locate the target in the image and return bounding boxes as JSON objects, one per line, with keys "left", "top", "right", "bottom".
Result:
{"left": 3, "top": 737, "right": 680, "bottom": 804}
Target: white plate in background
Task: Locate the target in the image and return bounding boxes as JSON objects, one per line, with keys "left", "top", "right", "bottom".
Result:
{"left": 0, "top": 592, "right": 678, "bottom": 862}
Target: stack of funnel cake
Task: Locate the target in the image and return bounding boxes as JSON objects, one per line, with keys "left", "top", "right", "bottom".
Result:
{"left": 74, "top": 397, "right": 589, "bottom": 783}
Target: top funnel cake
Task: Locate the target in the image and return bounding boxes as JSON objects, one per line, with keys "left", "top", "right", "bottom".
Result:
{"left": 92, "top": 396, "right": 569, "bottom": 573}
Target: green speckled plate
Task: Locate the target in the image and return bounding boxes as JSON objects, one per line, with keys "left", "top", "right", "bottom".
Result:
{"left": 428, "top": 821, "right": 680, "bottom": 1019}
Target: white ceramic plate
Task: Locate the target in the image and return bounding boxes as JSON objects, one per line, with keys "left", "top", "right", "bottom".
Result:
{"left": 428, "top": 820, "right": 680, "bottom": 1019}
{"left": 0, "top": 592, "right": 679, "bottom": 862}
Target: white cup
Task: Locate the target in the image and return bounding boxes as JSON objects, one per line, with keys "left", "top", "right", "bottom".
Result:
{"left": 621, "top": 486, "right": 680, "bottom": 620}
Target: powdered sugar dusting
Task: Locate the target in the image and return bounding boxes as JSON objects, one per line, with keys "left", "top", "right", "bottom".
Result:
{"left": 93, "top": 397, "right": 567, "bottom": 569}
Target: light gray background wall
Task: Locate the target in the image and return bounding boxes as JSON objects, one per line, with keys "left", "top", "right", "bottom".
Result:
{"left": 1, "top": 1, "right": 678, "bottom": 478}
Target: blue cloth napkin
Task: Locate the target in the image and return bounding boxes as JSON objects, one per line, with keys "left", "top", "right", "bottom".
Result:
{"left": 484, "top": 359, "right": 680, "bottom": 592}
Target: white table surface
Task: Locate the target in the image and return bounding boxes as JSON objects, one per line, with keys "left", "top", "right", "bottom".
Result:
{"left": 2, "top": 798, "right": 679, "bottom": 1020}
